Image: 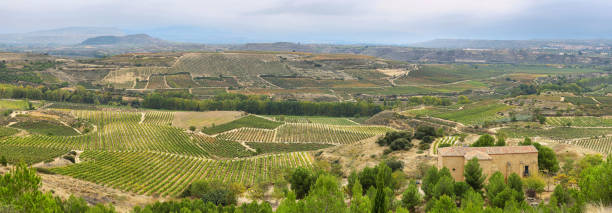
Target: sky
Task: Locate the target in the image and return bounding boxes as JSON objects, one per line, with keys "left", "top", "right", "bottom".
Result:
{"left": 2, "top": 0, "right": 612, "bottom": 44}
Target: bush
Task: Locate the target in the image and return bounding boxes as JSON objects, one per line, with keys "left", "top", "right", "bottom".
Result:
{"left": 0, "top": 156, "right": 7, "bottom": 166}
{"left": 418, "top": 143, "right": 430, "bottom": 150}
{"left": 422, "top": 136, "right": 435, "bottom": 144}
{"left": 62, "top": 155, "right": 75, "bottom": 163}
{"left": 385, "top": 158, "right": 404, "bottom": 172}
{"left": 288, "top": 167, "right": 315, "bottom": 199}
{"left": 189, "top": 126, "right": 196, "bottom": 131}
{"left": 414, "top": 126, "right": 436, "bottom": 140}
{"left": 390, "top": 138, "right": 412, "bottom": 151}
{"left": 471, "top": 134, "right": 495, "bottom": 147}
{"left": 377, "top": 131, "right": 412, "bottom": 147}
{"left": 181, "top": 180, "right": 237, "bottom": 205}
{"left": 35, "top": 167, "right": 55, "bottom": 174}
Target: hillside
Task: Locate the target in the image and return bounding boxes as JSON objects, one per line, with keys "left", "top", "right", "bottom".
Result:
{"left": 80, "top": 34, "right": 168, "bottom": 46}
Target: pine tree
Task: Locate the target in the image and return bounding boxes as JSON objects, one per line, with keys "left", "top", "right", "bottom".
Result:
{"left": 464, "top": 157, "right": 486, "bottom": 192}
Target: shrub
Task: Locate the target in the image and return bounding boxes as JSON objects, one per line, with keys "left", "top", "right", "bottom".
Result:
{"left": 288, "top": 167, "right": 315, "bottom": 199}
{"left": 181, "top": 180, "right": 237, "bottom": 205}
{"left": 385, "top": 158, "right": 404, "bottom": 172}
{"left": 471, "top": 134, "right": 495, "bottom": 147}
{"left": 63, "top": 155, "right": 75, "bottom": 163}
{"left": 0, "top": 156, "right": 7, "bottom": 166}
{"left": 189, "top": 126, "right": 196, "bottom": 131}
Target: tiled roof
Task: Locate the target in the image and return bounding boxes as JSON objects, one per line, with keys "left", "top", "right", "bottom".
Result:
{"left": 438, "top": 146, "right": 538, "bottom": 157}
{"left": 464, "top": 150, "right": 492, "bottom": 160}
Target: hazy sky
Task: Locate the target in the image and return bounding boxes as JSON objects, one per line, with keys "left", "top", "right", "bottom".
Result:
{"left": 2, "top": 0, "right": 612, "bottom": 43}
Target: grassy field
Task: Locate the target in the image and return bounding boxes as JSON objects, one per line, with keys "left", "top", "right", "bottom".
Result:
{"left": 0, "top": 99, "right": 35, "bottom": 110}
{"left": 201, "top": 115, "right": 283, "bottom": 135}
{"left": 172, "top": 111, "right": 243, "bottom": 130}
{"left": 498, "top": 127, "right": 612, "bottom": 139}
{"left": 12, "top": 120, "right": 79, "bottom": 136}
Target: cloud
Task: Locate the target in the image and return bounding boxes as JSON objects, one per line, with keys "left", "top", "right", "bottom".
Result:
{"left": 1, "top": 0, "right": 612, "bottom": 43}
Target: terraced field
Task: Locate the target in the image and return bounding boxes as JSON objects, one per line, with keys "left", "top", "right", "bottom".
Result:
{"left": 432, "top": 136, "right": 459, "bottom": 154}
{"left": 546, "top": 116, "right": 612, "bottom": 127}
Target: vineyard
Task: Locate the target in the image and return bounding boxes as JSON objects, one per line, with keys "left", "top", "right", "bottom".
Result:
{"left": 564, "top": 137, "right": 612, "bottom": 154}
{"left": 0, "top": 108, "right": 395, "bottom": 197}
{"left": 273, "top": 115, "right": 358, "bottom": 125}
{"left": 498, "top": 127, "right": 612, "bottom": 139}
{"left": 432, "top": 136, "right": 459, "bottom": 154}
{"left": 51, "top": 151, "right": 313, "bottom": 197}
{"left": 0, "top": 144, "right": 69, "bottom": 164}
{"left": 546, "top": 116, "right": 612, "bottom": 127}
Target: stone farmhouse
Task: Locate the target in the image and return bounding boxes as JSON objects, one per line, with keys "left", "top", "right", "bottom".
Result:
{"left": 437, "top": 146, "right": 538, "bottom": 181}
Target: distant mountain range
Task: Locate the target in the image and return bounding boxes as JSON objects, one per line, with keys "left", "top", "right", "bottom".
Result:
{"left": 0, "top": 27, "right": 124, "bottom": 45}
{"left": 80, "top": 34, "right": 168, "bottom": 46}
{"left": 411, "top": 39, "right": 612, "bottom": 50}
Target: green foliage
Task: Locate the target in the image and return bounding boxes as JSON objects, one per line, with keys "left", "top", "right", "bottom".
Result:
{"left": 0, "top": 156, "right": 6, "bottom": 166}
{"left": 533, "top": 143, "right": 560, "bottom": 174}
{"left": 422, "top": 166, "right": 439, "bottom": 200}
{"left": 433, "top": 176, "right": 455, "bottom": 199}
{"left": 458, "top": 95, "right": 471, "bottom": 104}
{"left": 579, "top": 156, "right": 612, "bottom": 205}
{"left": 376, "top": 131, "right": 413, "bottom": 151}
{"left": 349, "top": 180, "right": 371, "bottom": 213}
{"left": 202, "top": 115, "right": 282, "bottom": 134}
{"left": 429, "top": 195, "right": 458, "bottom": 213}
{"left": 372, "top": 163, "right": 391, "bottom": 213}
{"left": 302, "top": 174, "right": 346, "bottom": 213}
{"left": 401, "top": 181, "right": 421, "bottom": 212}
{"left": 0, "top": 145, "right": 68, "bottom": 165}
{"left": 464, "top": 157, "right": 486, "bottom": 192}
{"left": 507, "top": 173, "right": 525, "bottom": 202}
{"left": 288, "top": 167, "right": 315, "bottom": 199}
{"left": 461, "top": 189, "right": 484, "bottom": 212}
{"left": 471, "top": 134, "right": 496, "bottom": 147}
{"left": 524, "top": 175, "right": 546, "bottom": 198}
{"left": 181, "top": 180, "right": 237, "bottom": 206}
{"left": 12, "top": 120, "right": 80, "bottom": 136}
{"left": 414, "top": 126, "right": 436, "bottom": 140}
{"left": 486, "top": 172, "right": 506, "bottom": 202}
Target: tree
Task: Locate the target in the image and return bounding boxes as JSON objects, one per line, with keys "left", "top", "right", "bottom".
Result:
{"left": 458, "top": 95, "right": 470, "bottom": 104}
{"left": 372, "top": 163, "right": 392, "bottom": 213}
{"left": 524, "top": 175, "right": 545, "bottom": 198}
{"left": 422, "top": 166, "right": 439, "bottom": 199}
{"left": 302, "top": 175, "right": 346, "bottom": 213}
{"left": 507, "top": 173, "right": 525, "bottom": 203}
{"left": 433, "top": 176, "right": 455, "bottom": 199}
{"left": 429, "top": 195, "right": 458, "bottom": 213}
{"left": 464, "top": 157, "right": 486, "bottom": 192}
{"left": 579, "top": 156, "right": 612, "bottom": 205}
{"left": 533, "top": 143, "right": 560, "bottom": 174}
{"left": 349, "top": 180, "right": 371, "bottom": 213}
{"left": 401, "top": 181, "right": 421, "bottom": 212}
{"left": 485, "top": 172, "right": 506, "bottom": 202}
{"left": 491, "top": 187, "right": 520, "bottom": 208}
{"left": 471, "top": 134, "right": 495, "bottom": 147}
{"left": 461, "top": 189, "right": 484, "bottom": 212}
{"left": 188, "top": 126, "right": 196, "bottom": 131}
{"left": 0, "top": 163, "right": 64, "bottom": 212}
{"left": 495, "top": 137, "right": 506, "bottom": 146}
{"left": 288, "top": 167, "right": 315, "bottom": 199}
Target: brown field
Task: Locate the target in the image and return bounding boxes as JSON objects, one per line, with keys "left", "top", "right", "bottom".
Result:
{"left": 172, "top": 111, "right": 244, "bottom": 130}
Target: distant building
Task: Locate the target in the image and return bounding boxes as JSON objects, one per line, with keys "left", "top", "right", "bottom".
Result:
{"left": 437, "top": 146, "right": 538, "bottom": 181}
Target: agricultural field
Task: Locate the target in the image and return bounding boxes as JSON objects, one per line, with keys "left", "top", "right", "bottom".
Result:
{"left": 172, "top": 111, "right": 243, "bottom": 130}
{"left": 247, "top": 142, "right": 334, "bottom": 154}
{"left": 165, "top": 73, "right": 200, "bottom": 88}
{"left": 202, "top": 115, "right": 282, "bottom": 135}
{"left": 564, "top": 96, "right": 598, "bottom": 105}
{"left": 0, "top": 144, "right": 69, "bottom": 165}
{"left": 51, "top": 151, "right": 312, "bottom": 196}
{"left": 566, "top": 137, "right": 612, "bottom": 154}
{"left": 0, "top": 126, "right": 19, "bottom": 138}
{"left": 498, "top": 127, "right": 612, "bottom": 140}
{"left": 193, "top": 76, "right": 239, "bottom": 88}
{"left": 146, "top": 75, "right": 169, "bottom": 89}
{"left": 432, "top": 136, "right": 459, "bottom": 154}
{"left": 272, "top": 115, "right": 358, "bottom": 125}
{"left": 434, "top": 103, "right": 513, "bottom": 125}
{"left": 0, "top": 99, "right": 36, "bottom": 110}
{"left": 142, "top": 111, "right": 174, "bottom": 125}
{"left": 11, "top": 120, "right": 79, "bottom": 136}
{"left": 546, "top": 116, "right": 612, "bottom": 127}
{"left": 191, "top": 88, "right": 227, "bottom": 97}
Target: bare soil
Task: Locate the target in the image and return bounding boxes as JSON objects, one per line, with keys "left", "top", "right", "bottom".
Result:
{"left": 172, "top": 111, "right": 244, "bottom": 130}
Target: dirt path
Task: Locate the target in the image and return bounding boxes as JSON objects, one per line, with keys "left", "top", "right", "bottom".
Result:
{"left": 139, "top": 112, "right": 145, "bottom": 124}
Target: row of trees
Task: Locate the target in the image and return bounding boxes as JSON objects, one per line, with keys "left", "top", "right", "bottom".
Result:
{"left": 0, "top": 84, "right": 119, "bottom": 105}
{"left": 143, "top": 93, "right": 383, "bottom": 117}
